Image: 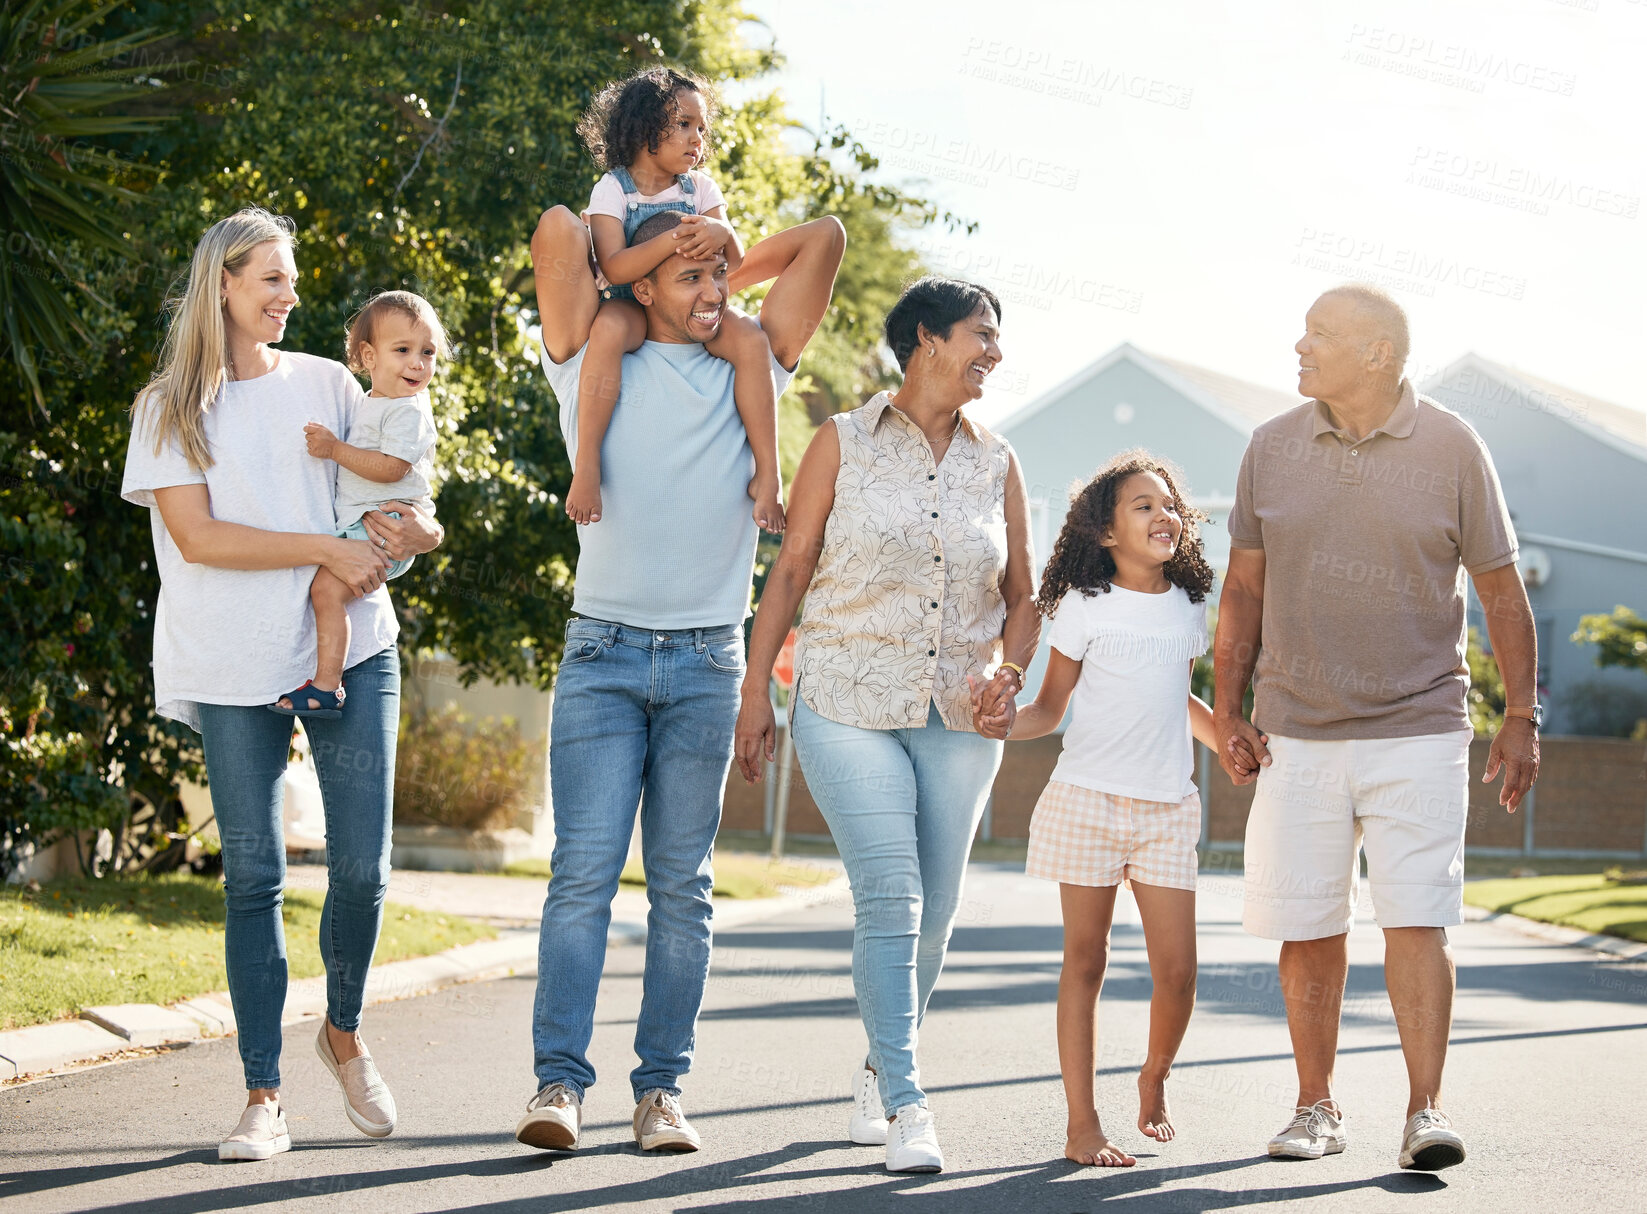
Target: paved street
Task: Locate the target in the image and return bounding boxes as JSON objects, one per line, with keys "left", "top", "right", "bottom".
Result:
{"left": 5, "top": 863, "right": 1647, "bottom": 1213}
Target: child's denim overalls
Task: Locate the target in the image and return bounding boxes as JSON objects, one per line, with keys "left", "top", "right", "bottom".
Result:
{"left": 599, "top": 167, "right": 699, "bottom": 302}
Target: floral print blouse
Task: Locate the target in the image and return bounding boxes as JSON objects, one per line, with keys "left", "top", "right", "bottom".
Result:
{"left": 792, "top": 391, "right": 1014, "bottom": 732}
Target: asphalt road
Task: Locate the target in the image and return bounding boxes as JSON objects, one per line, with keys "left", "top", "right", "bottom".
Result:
{"left": 6, "top": 863, "right": 1647, "bottom": 1213}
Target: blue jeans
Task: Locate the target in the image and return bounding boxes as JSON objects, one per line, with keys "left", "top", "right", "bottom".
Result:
{"left": 532, "top": 617, "right": 742, "bottom": 1101}
{"left": 790, "top": 696, "right": 1003, "bottom": 1113}
{"left": 195, "top": 647, "right": 400, "bottom": 1090}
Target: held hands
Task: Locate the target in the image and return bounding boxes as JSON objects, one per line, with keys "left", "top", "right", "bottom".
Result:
{"left": 673, "top": 214, "right": 734, "bottom": 260}
{"left": 968, "top": 670, "right": 1020, "bottom": 741}
{"left": 304, "top": 423, "right": 338, "bottom": 460}
{"left": 1214, "top": 713, "right": 1271, "bottom": 785}
{"left": 1483, "top": 716, "right": 1539, "bottom": 812}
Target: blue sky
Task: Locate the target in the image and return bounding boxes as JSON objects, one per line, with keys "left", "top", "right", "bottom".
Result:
{"left": 742, "top": 0, "right": 1646, "bottom": 428}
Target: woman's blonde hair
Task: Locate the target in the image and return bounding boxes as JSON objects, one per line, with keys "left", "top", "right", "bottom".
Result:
{"left": 137, "top": 207, "right": 296, "bottom": 470}
{"left": 344, "top": 290, "right": 450, "bottom": 375}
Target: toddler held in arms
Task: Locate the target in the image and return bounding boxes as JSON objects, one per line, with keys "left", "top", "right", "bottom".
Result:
{"left": 271, "top": 291, "right": 442, "bottom": 717}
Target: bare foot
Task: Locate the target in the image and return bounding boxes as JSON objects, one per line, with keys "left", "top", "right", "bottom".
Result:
{"left": 567, "top": 466, "right": 602, "bottom": 525}
{"left": 1066, "top": 1126, "right": 1136, "bottom": 1167}
{"left": 1138, "top": 1071, "right": 1175, "bottom": 1141}
{"left": 749, "top": 473, "right": 785, "bottom": 533}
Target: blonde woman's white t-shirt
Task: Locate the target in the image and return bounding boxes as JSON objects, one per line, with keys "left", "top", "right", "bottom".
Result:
{"left": 121, "top": 350, "right": 399, "bottom": 731}
{"left": 1046, "top": 584, "right": 1209, "bottom": 802}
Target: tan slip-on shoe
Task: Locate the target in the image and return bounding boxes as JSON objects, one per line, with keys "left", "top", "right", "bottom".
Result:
{"left": 633, "top": 1089, "right": 701, "bottom": 1152}
{"left": 218, "top": 1102, "right": 291, "bottom": 1162}
{"left": 315, "top": 1022, "right": 397, "bottom": 1138}
{"left": 516, "top": 1083, "right": 583, "bottom": 1151}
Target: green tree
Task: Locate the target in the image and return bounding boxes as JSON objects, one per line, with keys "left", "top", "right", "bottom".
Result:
{"left": 0, "top": 0, "right": 167, "bottom": 411}
{"left": 1466, "top": 626, "right": 1505, "bottom": 737}
{"left": 1572, "top": 606, "right": 1647, "bottom": 740}
{"left": 1, "top": 0, "right": 947, "bottom": 874}
{"left": 1572, "top": 606, "right": 1647, "bottom": 672}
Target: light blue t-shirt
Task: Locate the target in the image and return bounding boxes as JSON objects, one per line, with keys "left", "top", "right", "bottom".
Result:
{"left": 541, "top": 335, "right": 794, "bottom": 629}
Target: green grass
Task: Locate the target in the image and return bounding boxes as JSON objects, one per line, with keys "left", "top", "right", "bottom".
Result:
{"left": 502, "top": 850, "right": 840, "bottom": 900}
{"left": 0, "top": 872, "right": 493, "bottom": 1032}
{"left": 1462, "top": 873, "right": 1647, "bottom": 944}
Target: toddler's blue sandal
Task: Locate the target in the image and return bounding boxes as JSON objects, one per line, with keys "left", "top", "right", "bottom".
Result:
{"left": 269, "top": 681, "right": 346, "bottom": 719}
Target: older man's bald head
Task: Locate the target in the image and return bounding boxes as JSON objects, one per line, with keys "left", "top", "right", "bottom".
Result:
{"left": 1318, "top": 284, "right": 1410, "bottom": 374}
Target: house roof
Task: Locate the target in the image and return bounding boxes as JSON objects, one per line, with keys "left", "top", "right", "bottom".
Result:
{"left": 1421, "top": 354, "right": 1647, "bottom": 463}
{"left": 1145, "top": 353, "right": 1302, "bottom": 428}
{"left": 997, "top": 343, "right": 1647, "bottom": 467}
{"left": 995, "top": 342, "right": 1298, "bottom": 437}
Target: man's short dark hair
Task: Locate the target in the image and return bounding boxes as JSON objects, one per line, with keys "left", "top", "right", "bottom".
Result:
{"left": 630, "top": 210, "right": 689, "bottom": 283}
{"left": 883, "top": 276, "right": 1003, "bottom": 371}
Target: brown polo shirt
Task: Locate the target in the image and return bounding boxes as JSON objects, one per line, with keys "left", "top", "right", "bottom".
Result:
{"left": 1228, "top": 379, "right": 1518, "bottom": 739}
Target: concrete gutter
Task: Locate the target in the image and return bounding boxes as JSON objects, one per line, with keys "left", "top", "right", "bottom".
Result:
{"left": 1462, "top": 902, "right": 1647, "bottom": 961}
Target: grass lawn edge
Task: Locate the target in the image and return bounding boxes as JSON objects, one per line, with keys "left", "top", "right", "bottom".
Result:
{"left": 1462, "top": 873, "right": 1647, "bottom": 945}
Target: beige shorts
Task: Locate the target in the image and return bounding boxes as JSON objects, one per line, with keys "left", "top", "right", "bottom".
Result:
{"left": 1026, "top": 782, "right": 1201, "bottom": 891}
{"left": 1242, "top": 731, "right": 1472, "bottom": 940}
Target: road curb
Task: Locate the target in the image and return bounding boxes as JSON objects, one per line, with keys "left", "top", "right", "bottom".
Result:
{"left": 1462, "top": 903, "right": 1647, "bottom": 960}
{"left": 0, "top": 879, "right": 835, "bottom": 1087}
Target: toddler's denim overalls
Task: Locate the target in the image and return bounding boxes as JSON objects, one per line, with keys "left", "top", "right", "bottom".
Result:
{"left": 599, "top": 167, "right": 699, "bottom": 303}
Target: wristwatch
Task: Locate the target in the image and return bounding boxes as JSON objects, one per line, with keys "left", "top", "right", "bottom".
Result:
{"left": 1504, "top": 704, "right": 1544, "bottom": 728}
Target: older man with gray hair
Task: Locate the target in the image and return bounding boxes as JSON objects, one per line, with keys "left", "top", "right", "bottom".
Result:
{"left": 1214, "top": 284, "right": 1539, "bottom": 1171}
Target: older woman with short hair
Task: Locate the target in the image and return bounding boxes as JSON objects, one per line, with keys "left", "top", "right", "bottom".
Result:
{"left": 735, "top": 277, "right": 1037, "bottom": 1174}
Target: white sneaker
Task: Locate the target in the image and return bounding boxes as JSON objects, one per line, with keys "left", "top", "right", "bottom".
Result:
{"left": 885, "top": 1103, "right": 943, "bottom": 1173}
{"left": 515, "top": 1082, "right": 582, "bottom": 1151}
{"left": 1267, "top": 1100, "right": 1347, "bottom": 1159}
{"left": 1399, "top": 1104, "right": 1466, "bottom": 1171}
{"left": 633, "top": 1089, "right": 701, "bottom": 1152}
{"left": 218, "top": 1102, "right": 291, "bottom": 1162}
{"left": 849, "top": 1065, "right": 889, "bottom": 1145}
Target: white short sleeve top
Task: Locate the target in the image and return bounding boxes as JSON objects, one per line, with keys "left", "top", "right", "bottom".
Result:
{"left": 121, "top": 351, "right": 399, "bottom": 730}
{"left": 1046, "top": 584, "right": 1208, "bottom": 801}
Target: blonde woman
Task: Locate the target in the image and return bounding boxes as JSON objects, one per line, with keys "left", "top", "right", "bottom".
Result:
{"left": 120, "top": 207, "right": 443, "bottom": 1160}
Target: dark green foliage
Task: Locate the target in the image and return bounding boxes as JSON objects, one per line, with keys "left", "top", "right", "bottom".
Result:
{"left": 1573, "top": 606, "right": 1647, "bottom": 673}
{"left": 1, "top": 0, "right": 946, "bottom": 875}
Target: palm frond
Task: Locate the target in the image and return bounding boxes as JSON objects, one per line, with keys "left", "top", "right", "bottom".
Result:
{"left": 0, "top": 0, "right": 175, "bottom": 413}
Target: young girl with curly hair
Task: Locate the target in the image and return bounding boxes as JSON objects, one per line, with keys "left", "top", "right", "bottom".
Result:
{"left": 976, "top": 449, "right": 1256, "bottom": 1168}
{"left": 567, "top": 66, "right": 786, "bottom": 532}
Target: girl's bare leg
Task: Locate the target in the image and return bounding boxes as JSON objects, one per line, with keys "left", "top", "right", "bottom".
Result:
{"left": 705, "top": 309, "right": 783, "bottom": 531}
{"left": 277, "top": 569, "right": 352, "bottom": 709}
{"left": 1058, "top": 883, "right": 1135, "bottom": 1167}
{"left": 569, "top": 298, "right": 647, "bottom": 525}
{"left": 1130, "top": 881, "right": 1198, "bottom": 1142}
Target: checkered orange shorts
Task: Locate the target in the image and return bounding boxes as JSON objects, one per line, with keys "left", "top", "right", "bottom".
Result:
{"left": 1025, "top": 782, "right": 1201, "bottom": 890}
